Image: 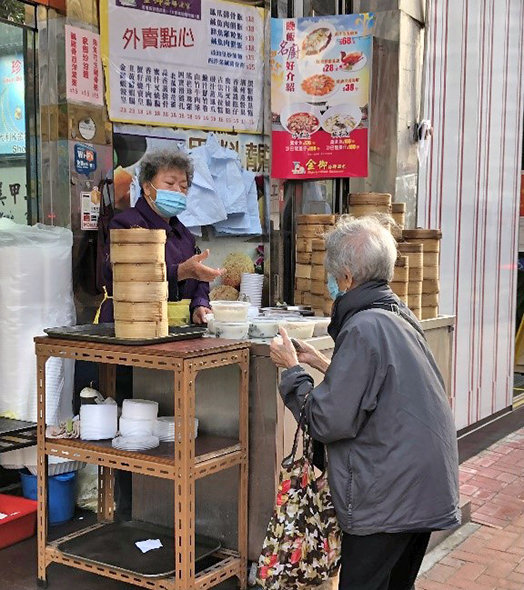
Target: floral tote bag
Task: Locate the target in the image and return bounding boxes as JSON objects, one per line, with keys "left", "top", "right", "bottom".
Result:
{"left": 256, "top": 411, "right": 341, "bottom": 589}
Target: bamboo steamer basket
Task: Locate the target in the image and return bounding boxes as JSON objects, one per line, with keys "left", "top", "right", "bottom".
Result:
{"left": 423, "top": 252, "right": 440, "bottom": 267}
{"left": 392, "top": 256, "right": 409, "bottom": 283}
{"left": 296, "top": 238, "right": 314, "bottom": 253}
{"left": 422, "top": 279, "right": 440, "bottom": 293}
{"left": 296, "top": 224, "right": 326, "bottom": 238}
{"left": 420, "top": 306, "right": 438, "bottom": 320}
{"left": 390, "top": 281, "right": 408, "bottom": 303}
{"left": 421, "top": 293, "right": 439, "bottom": 307}
{"left": 113, "top": 281, "right": 168, "bottom": 302}
{"left": 111, "top": 242, "right": 165, "bottom": 264}
{"left": 311, "top": 265, "right": 326, "bottom": 281}
{"left": 312, "top": 251, "right": 326, "bottom": 265}
{"left": 408, "top": 267, "right": 423, "bottom": 281}
{"left": 303, "top": 291, "right": 312, "bottom": 306}
{"left": 391, "top": 203, "right": 406, "bottom": 229}
{"left": 311, "top": 279, "right": 325, "bottom": 295}
{"left": 115, "top": 319, "right": 169, "bottom": 339}
{"left": 311, "top": 238, "right": 326, "bottom": 251}
{"left": 397, "top": 242, "right": 423, "bottom": 268}
{"left": 297, "top": 214, "right": 336, "bottom": 225}
{"left": 296, "top": 252, "right": 312, "bottom": 265}
{"left": 113, "top": 300, "right": 168, "bottom": 321}
{"left": 408, "top": 281, "right": 422, "bottom": 296}
{"left": 113, "top": 263, "right": 167, "bottom": 283}
{"left": 110, "top": 228, "right": 166, "bottom": 244}
{"left": 422, "top": 265, "right": 439, "bottom": 280}
{"left": 409, "top": 294, "right": 422, "bottom": 319}
{"left": 402, "top": 229, "right": 442, "bottom": 253}
{"left": 348, "top": 194, "right": 391, "bottom": 219}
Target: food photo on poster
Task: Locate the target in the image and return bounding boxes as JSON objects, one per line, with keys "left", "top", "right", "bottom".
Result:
{"left": 270, "top": 13, "right": 374, "bottom": 179}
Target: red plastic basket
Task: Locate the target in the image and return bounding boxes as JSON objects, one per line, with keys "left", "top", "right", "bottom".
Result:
{"left": 0, "top": 493, "right": 37, "bottom": 549}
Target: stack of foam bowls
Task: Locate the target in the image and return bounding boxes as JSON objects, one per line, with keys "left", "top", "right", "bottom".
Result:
{"left": 80, "top": 404, "right": 118, "bottom": 440}
{"left": 239, "top": 273, "right": 264, "bottom": 307}
{"left": 112, "top": 399, "right": 160, "bottom": 451}
{"left": 153, "top": 416, "right": 199, "bottom": 442}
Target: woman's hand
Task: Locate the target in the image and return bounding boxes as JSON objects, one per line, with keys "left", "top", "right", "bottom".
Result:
{"left": 269, "top": 327, "right": 299, "bottom": 370}
{"left": 192, "top": 306, "right": 211, "bottom": 325}
{"left": 294, "top": 338, "right": 331, "bottom": 374}
{"left": 178, "top": 250, "right": 223, "bottom": 282}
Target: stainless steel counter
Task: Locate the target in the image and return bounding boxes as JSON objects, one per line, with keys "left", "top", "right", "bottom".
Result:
{"left": 132, "top": 315, "right": 455, "bottom": 561}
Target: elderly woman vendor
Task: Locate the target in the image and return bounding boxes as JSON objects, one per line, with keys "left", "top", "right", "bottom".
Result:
{"left": 99, "top": 149, "right": 221, "bottom": 324}
{"left": 270, "top": 216, "right": 459, "bottom": 590}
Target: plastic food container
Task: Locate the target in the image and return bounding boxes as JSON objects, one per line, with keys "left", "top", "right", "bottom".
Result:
{"left": 119, "top": 416, "right": 155, "bottom": 437}
{"left": 122, "top": 399, "right": 159, "bottom": 421}
{"left": 214, "top": 321, "right": 250, "bottom": 339}
{"left": 210, "top": 301, "right": 250, "bottom": 322}
{"left": 282, "top": 319, "right": 315, "bottom": 340}
{"left": 167, "top": 299, "right": 191, "bottom": 326}
{"left": 0, "top": 493, "right": 37, "bottom": 549}
{"left": 312, "top": 317, "right": 331, "bottom": 337}
{"left": 248, "top": 318, "right": 281, "bottom": 338}
{"left": 204, "top": 313, "right": 215, "bottom": 334}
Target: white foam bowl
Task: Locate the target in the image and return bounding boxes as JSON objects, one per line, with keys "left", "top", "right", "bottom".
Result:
{"left": 121, "top": 399, "right": 159, "bottom": 421}
{"left": 119, "top": 416, "right": 154, "bottom": 437}
{"left": 80, "top": 404, "right": 118, "bottom": 440}
{"left": 210, "top": 301, "right": 250, "bottom": 322}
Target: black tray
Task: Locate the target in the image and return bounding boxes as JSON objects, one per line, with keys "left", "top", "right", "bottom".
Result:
{"left": 0, "top": 417, "right": 37, "bottom": 454}
{"left": 44, "top": 323, "right": 207, "bottom": 346}
{"left": 57, "top": 520, "right": 221, "bottom": 578}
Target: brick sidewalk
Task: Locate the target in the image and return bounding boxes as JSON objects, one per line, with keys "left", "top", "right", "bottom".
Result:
{"left": 417, "top": 427, "right": 524, "bottom": 589}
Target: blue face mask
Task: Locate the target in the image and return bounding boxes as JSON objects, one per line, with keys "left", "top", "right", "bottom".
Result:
{"left": 150, "top": 184, "right": 187, "bottom": 218}
{"left": 327, "top": 274, "right": 345, "bottom": 300}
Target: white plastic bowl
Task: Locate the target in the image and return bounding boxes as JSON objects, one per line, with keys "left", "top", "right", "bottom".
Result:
{"left": 214, "top": 321, "right": 250, "bottom": 339}
{"left": 204, "top": 313, "right": 215, "bottom": 334}
{"left": 210, "top": 300, "right": 250, "bottom": 322}
{"left": 312, "top": 316, "right": 331, "bottom": 336}
{"left": 282, "top": 319, "right": 315, "bottom": 340}
{"left": 249, "top": 318, "right": 281, "bottom": 338}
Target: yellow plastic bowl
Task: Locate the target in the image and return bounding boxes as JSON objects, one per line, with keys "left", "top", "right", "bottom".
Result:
{"left": 167, "top": 299, "right": 191, "bottom": 326}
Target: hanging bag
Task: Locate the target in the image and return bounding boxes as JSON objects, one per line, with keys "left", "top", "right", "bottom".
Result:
{"left": 256, "top": 401, "right": 341, "bottom": 589}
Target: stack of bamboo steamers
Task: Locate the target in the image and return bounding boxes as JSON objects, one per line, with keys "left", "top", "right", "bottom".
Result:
{"left": 110, "top": 228, "right": 169, "bottom": 338}
{"left": 346, "top": 193, "right": 442, "bottom": 320}
{"left": 294, "top": 214, "right": 337, "bottom": 317}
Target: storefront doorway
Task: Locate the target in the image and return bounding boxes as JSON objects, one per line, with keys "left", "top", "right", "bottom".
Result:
{"left": 0, "top": 2, "right": 38, "bottom": 224}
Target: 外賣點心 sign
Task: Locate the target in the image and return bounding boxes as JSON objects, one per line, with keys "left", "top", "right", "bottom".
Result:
{"left": 271, "top": 13, "right": 374, "bottom": 179}
{"left": 100, "top": 0, "right": 264, "bottom": 133}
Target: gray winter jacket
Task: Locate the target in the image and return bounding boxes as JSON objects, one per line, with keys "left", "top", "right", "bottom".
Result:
{"left": 280, "top": 280, "right": 460, "bottom": 535}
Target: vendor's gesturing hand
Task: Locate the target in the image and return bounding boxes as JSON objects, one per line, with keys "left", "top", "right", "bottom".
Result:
{"left": 192, "top": 306, "right": 211, "bottom": 325}
{"left": 270, "top": 327, "right": 299, "bottom": 370}
{"left": 178, "top": 250, "right": 223, "bottom": 282}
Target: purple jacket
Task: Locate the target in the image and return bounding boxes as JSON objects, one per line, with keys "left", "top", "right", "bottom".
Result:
{"left": 99, "top": 197, "right": 209, "bottom": 322}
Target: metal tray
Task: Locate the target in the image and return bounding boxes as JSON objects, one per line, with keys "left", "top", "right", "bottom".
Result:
{"left": 44, "top": 323, "right": 207, "bottom": 346}
{"left": 57, "top": 520, "right": 221, "bottom": 578}
{"left": 0, "top": 417, "right": 37, "bottom": 454}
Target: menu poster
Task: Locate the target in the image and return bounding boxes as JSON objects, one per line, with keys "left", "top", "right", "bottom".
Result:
{"left": 65, "top": 26, "right": 103, "bottom": 105}
{"left": 101, "top": 0, "right": 264, "bottom": 133}
{"left": 271, "top": 13, "right": 374, "bottom": 179}
{"left": 0, "top": 54, "right": 25, "bottom": 156}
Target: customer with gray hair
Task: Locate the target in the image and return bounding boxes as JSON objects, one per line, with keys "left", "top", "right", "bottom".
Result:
{"left": 100, "top": 148, "right": 222, "bottom": 325}
{"left": 270, "top": 215, "right": 459, "bottom": 590}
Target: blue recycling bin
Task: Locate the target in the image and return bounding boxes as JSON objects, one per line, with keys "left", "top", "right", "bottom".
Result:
{"left": 19, "top": 469, "right": 76, "bottom": 525}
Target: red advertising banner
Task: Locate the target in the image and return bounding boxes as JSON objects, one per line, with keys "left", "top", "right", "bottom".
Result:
{"left": 270, "top": 13, "right": 374, "bottom": 179}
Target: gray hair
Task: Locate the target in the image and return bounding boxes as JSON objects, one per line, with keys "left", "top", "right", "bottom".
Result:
{"left": 139, "top": 149, "right": 194, "bottom": 187}
{"left": 324, "top": 215, "right": 397, "bottom": 284}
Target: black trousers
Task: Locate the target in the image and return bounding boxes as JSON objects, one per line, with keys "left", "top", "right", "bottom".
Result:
{"left": 338, "top": 531, "right": 431, "bottom": 590}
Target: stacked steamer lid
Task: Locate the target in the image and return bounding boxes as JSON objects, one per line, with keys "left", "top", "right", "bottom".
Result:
{"left": 397, "top": 242, "right": 423, "bottom": 319}
{"left": 402, "top": 229, "right": 442, "bottom": 319}
{"left": 294, "top": 214, "right": 337, "bottom": 317}
{"left": 348, "top": 193, "right": 392, "bottom": 230}
{"left": 110, "top": 228, "right": 169, "bottom": 339}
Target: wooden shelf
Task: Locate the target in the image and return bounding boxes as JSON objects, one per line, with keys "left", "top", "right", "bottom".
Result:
{"left": 45, "top": 435, "right": 244, "bottom": 480}
{"left": 35, "top": 336, "right": 250, "bottom": 590}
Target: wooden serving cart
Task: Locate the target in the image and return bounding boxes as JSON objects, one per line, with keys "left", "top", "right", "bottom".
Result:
{"left": 34, "top": 335, "right": 249, "bottom": 590}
